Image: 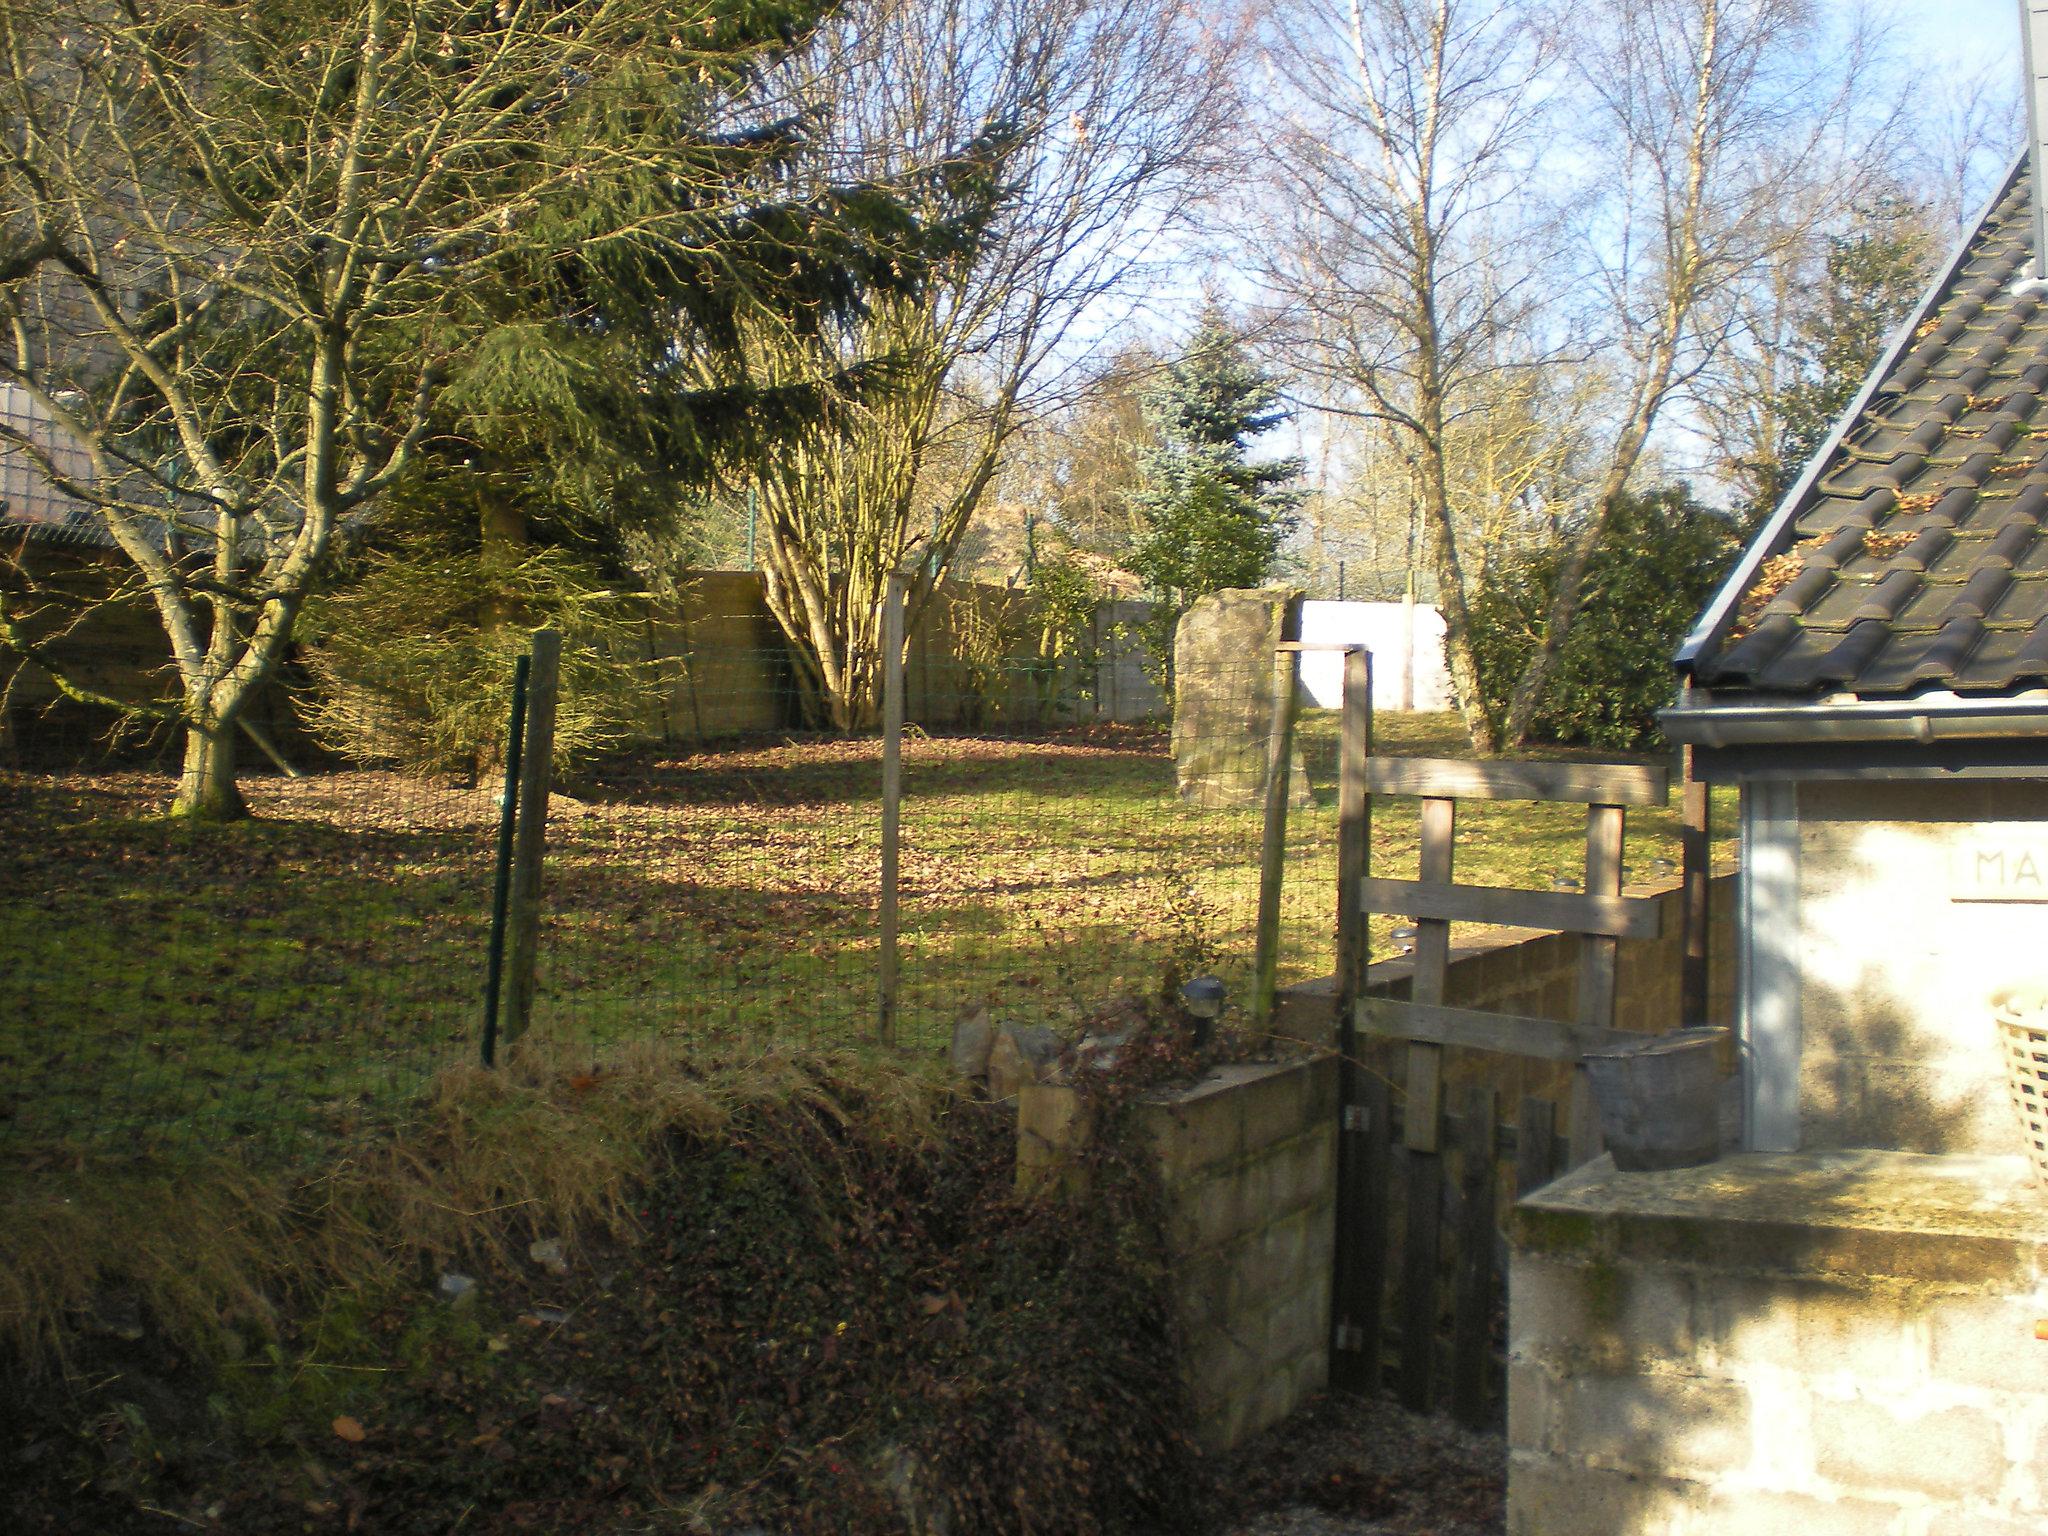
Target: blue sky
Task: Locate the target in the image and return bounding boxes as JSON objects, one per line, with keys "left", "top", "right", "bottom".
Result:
{"left": 1895, "top": 0, "right": 2017, "bottom": 79}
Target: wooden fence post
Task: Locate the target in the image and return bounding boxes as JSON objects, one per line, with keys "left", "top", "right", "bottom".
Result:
{"left": 1451, "top": 1084, "right": 1498, "bottom": 1428}
{"left": 1251, "top": 594, "right": 1305, "bottom": 1026}
{"left": 502, "top": 628, "right": 560, "bottom": 1049}
{"left": 1331, "top": 646, "right": 1374, "bottom": 1393}
{"left": 879, "top": 574, "right": 905, "bottom": 1047}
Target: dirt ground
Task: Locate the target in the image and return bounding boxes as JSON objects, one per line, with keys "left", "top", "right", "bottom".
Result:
{"left": 1218, "top": 1391, "right": 1506, "bottom": 1536}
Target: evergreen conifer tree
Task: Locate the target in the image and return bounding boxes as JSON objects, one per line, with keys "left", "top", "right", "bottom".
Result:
{"left": 1128, "top": 314, "right": 1304, "bottom": 665}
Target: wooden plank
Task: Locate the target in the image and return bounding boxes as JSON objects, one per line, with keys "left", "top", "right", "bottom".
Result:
{"left": 1451, "top": 1084, "right": 1498, "bottom": 1429}
{"left": 1514, "top": 1096, "right": 1559, "bottom": 1199}
{"left": 1361, "top": 876, "right": 1663, "bottom": 940}
{"left": 1359, "top": 1073, "right": 1392, "bottom": 1391}
{"left": 879, "top": 575, "right": 905, "bottom": 1046}
{"left": 1405, "top": 796, "right": 1454, "bottom": 1153}
{"left": 1252, "top": 596, "right": 1306, "bottom": 1025}
{"left": 1364, "top": 756, "right": 1670, "bottom": 806}
{"left": 1681, "top": 745, "right": 1711, "bottom": 1023}
{"left": 503, "top": 628, "right": 560, "bottom": 1048}
{"left": 1358, "top": 999, "right": 1648, "bottom": 1064}
{"left": 1333, "top": 1072, "right": 1391, "bottom": 1394}
{"left": 1399, "top": 1138, "right": 1444, "bottom": 1413}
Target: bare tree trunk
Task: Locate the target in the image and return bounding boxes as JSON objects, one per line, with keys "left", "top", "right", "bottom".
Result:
{"left": 1416, "top": 442, "right": 1498, "bottom": 753}
{"left": 173, "top": 719, "right": 245, "bottom": 820}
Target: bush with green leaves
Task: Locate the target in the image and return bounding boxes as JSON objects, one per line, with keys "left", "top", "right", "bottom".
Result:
{"left": 1470, "top": 486, "right": 1738, "bottom": 750}
{"left": 300, "top": 545, "right": 661, "bottom": 778}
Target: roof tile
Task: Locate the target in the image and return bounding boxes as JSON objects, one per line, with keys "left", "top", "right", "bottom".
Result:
{"left": 1689, "top": 162, "right": 2048, "bottom": 699}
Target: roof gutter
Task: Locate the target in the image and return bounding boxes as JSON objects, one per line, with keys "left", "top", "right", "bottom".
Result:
{"left": 1673, "top": 152, "right": 2027, "bottom": 674}
{"left": 1660, "top": 693, "right": 2048, "bottom": 749}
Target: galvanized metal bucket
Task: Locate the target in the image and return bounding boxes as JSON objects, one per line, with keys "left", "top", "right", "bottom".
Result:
{"left": 1582, "top": 1026, "right": 1728, "bottom": 1172}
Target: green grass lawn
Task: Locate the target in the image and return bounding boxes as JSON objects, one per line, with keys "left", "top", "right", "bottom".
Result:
{"left": 0, "top": 713, "right": 1736, "bottom": 1165}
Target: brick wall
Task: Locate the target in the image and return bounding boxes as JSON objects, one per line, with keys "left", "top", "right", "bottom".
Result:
{"left": 1017, "top": 1054, "right": 1339, "bottom": 1452}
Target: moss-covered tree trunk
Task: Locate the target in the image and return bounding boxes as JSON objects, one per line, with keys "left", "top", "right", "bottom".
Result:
{"left": 173, "top": 720, "right": 246, "bottom": 821}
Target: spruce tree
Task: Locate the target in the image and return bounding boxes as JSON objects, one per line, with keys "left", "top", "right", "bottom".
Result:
{"left": 1128, "top": 315, "right": 1304, "bottom": 664}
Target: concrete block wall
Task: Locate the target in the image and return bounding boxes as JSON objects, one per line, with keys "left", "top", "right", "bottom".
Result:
{"left": 1017, "top": 1054, "right": 1338, "bottom": 1452}
{"left": 1509, "top": 1152, "right": 2048, "bottom": 1535}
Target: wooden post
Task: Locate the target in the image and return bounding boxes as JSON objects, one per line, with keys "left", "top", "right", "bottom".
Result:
{"left": 1399, "top": 1131, "right": 1443, "bottom": 1412}
{"left": 502, "top": 628, "right": 560, "bottom": 1048}
{"left": 1680, "top": 744, "right": 1711, "bottom": 1024}
{"left": 1406, "top": 796, "right": 1455, "bottom": 1153}
{"left": 1570, "top": 801, "right": 1625, "bottom": 1165}
{"left": 1356, "top": 1074, "right": 1393, "bottom": 1392}
{"left": 1514, "top": 1095, "right": 1559, "bottom": 1199}
{"left": 879, "top": 574, "right": 905, "bottom": 1046}
{"left": 1251, "top": 595, "right": 1305, "bottom": 1026}
{"left": 1331, "top": 647, "right": 1374, "bottom": 1393}
{"left": 1451, "top": 1084, "right": 1498, "bottom": 1429}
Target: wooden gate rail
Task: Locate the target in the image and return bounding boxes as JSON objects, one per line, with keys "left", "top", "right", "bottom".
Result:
{"left": 1328, "top": 652, "right": 1672, "bottom": 1415}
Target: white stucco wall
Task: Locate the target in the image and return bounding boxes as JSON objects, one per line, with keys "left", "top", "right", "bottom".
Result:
{"left": 1296, "top": 600, "right": 1453, "bottom": 713}
{"left": 1781, "top": 779, "right": 2048, "bottom": 1155}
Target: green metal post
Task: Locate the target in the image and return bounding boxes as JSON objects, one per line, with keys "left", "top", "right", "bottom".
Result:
{"left": 481, "top": 653, "right": 530, "bottom": 1067}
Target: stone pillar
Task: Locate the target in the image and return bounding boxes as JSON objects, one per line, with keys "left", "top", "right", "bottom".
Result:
{"left": 1172, "top": 588, "right": 1311, "bottom": 809}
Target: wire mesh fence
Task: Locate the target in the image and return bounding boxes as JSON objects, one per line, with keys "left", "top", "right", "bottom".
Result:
{"left": 0, "top": 625, "right": 1348, "bottom": 1162}
{"left": 0, "top": 765, "right": 499, "bottom": 1163}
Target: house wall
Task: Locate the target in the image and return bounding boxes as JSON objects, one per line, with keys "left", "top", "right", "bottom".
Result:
{"left": 1785, "top": 779, "right": 2048, "bottom": 1157}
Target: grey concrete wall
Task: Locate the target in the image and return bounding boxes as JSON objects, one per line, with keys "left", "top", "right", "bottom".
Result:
{"left": 1509, "top": 1149, "right": 2048, "bottom": 1536}
{"left": 1793, "top": 780, "right": 2048, "bottom": 1156}
{"left": 1017, "top": 1053, "right": 1338, "bottom": 1452}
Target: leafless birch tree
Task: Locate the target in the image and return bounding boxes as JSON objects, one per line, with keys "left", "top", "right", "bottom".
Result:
{"left": 744, "top": 0, "right": 1235, "bottom": 729}
{"left": 1255, "top": 0, "right": 1567, "bottom": 749}
{"left": 1497, "top": 0, "right": 1901, "bottom": 742}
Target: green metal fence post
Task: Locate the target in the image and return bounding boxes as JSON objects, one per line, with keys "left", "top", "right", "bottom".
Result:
{"left": 481, "top": 653, "right": 530, "bottom": 1068}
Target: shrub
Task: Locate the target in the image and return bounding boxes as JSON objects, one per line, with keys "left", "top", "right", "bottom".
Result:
{"left": 1470, "top": 485, "right": 1738, "bottom": 749}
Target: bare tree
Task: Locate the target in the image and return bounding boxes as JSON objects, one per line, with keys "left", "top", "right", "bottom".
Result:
{"left": 1497, "top": 0, "right": 1903, "bottom": 743}
{"left": 743, "top": 0, "right": 1235, "bottom": 729}
{"left": 1255, "top": 0, "right": 1568, "bottom": 749}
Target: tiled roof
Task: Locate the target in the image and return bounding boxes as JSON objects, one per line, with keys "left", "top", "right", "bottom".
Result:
{"left": 1684, "top": 162, "right": 2048, "bottom": 699}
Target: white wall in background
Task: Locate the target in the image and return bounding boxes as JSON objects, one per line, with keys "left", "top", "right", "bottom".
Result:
{"left": 1296, "top": 600, "right": 1453, "bottom": 712}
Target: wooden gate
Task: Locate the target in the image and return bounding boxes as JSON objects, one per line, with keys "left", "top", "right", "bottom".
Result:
{"left": 1325, "top": 649, "right": 1673, "bottom": 1422}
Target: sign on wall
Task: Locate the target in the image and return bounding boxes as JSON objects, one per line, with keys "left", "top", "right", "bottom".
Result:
{"left": 1951, "top": 839, "right": 2048, "bottom": 902}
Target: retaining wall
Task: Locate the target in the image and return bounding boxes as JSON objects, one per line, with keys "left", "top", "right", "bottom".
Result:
{"left": 1017, "top": 1053, "right": 1339, "bottom": 1452}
